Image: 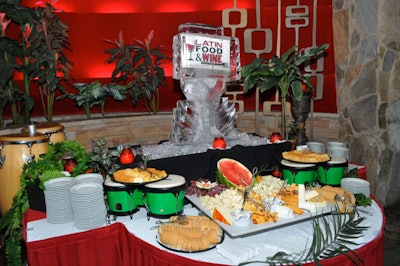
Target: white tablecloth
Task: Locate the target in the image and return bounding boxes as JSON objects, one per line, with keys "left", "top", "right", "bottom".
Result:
{"left": 27, "top": 200, "right": 383, "bottom": 265}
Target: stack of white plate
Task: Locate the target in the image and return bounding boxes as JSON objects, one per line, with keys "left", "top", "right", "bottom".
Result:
{"left": 70, "top": 183, "right": 107, "bottom": 230}
{"left": 44, "top": 177, "right": 75, "bottom": 224}
{"left": 75, "top": 173, "right": 104, "bottom": 184}
{"left": 341, "top": 177, "right": 370, "bottom": 196}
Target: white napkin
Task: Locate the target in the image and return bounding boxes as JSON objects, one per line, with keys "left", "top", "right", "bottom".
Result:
{"left": 216, "top": 238, "right": 259, "bottom": 264}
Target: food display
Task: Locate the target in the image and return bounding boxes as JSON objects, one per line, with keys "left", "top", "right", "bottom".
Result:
{"left": 186, "top": 179, "right": 226, "bottom": 197}
{"left": 185, "top": 154, "right": 359, "bottom": 238}
{"left": 314, "top": 185, "right": 356, "bottom": 213}
{"left": 282, "top": 149, "right": 330, "bottom": 163}
{"left": 157, "top": 215, "right": 223, "bottom": 252}
{"left": 113, "top": 167, "right": 167, "bottom": 184}
{"left": 200, "top": 176, "right": 288, "bottom": 225}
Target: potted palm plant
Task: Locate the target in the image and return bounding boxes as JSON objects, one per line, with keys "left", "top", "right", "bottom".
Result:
{"left": 0, "top": 2, "right": 35, "bottom": 125}
{"left": 104, "top": 30, "right": 171, "bottom": 114}
{"left": 0, "top": 1, "right": 71, "bottom": 125}
{"left": 241, "top": 44, "right": 329, "bottom": 142}
{"left": 58, "top": 80, "right": 127, "bottom": 118}
{"left": 29, "top": 2, "right": 72, "bottom": 122}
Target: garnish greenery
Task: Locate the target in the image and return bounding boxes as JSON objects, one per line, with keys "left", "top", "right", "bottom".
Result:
{"left": 240, "top": 205, "right": 369, "bottom": 266}
{"left": 89, "top": 137, "right": 123, "bottom": 177}
{"left": 355, "top": 194, "right": 372, "bottom": 207}
{"left": 0, "top": 140, "right": 91, "bottom": 266}
{"left": 39, "top": 170, "right": 68, "bottom": 190}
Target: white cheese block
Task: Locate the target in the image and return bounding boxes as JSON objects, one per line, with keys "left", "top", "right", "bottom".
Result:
{"left": 298, "top": 184, "right": 306, "bottom": 202}
{"left": 298, "top": 201, "right": 317, "bottom": 213}
{"left": 305, "top": 190, "right": 319, "bottom": 200}
{"left": 275, "top": 205, "right": 295, "bottom": 219}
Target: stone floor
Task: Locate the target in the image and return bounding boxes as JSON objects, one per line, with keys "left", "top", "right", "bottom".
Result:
{"left": 384, "top": 205, "right": 400, "bottom": 266}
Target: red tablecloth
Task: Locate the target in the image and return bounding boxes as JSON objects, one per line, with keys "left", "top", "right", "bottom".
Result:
{"left": 24, "top": 201, "right": 385, "bottom": 266}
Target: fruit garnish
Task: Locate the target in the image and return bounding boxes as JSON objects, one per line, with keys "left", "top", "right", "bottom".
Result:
{"left": 196, "top": 180, "right": 218, "bottom": 190}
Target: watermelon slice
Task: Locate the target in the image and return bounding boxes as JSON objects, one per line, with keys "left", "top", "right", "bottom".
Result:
{"left": 216, "top": 158, "right": 252, "bottom": 188}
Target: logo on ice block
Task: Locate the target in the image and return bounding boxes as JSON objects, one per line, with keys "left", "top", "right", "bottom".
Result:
{"left": 181, "top": 34, "right": 231, "bottom": 71}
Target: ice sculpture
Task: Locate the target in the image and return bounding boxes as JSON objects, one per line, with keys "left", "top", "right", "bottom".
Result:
{"left": 170, "top": 23, "right": 241, "bottom": 145}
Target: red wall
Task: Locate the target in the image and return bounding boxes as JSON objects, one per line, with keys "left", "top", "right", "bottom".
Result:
{"left": 17, "top": 0, "right": 336, "bottom": 117}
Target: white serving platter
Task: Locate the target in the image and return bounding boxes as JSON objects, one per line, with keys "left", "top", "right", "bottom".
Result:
{"left": 185, "top": 195, "right": 334, "bottom": 238}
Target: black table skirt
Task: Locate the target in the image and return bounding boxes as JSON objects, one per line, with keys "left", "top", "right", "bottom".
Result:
{"left": 28, "top": 142, "right": 291, "bottom": 211}
{"left": 147, "top": 142, "right": 292, "bottom": 181}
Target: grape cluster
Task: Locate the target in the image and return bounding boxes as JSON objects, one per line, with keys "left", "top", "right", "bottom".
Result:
{"left": 185, "top": 179, "right": 226, "bottom": 197}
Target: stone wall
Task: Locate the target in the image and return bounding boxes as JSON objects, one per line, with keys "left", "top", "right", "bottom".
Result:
{"left": 0, "top": 112, "right": 339, "bottom": 151}
{"left": 333, "top": 0, "right": 400, "bottom": 207}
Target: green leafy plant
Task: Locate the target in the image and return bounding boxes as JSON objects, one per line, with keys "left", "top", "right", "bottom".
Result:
{"left": 0, "top": 1, "right": 71, "bottom": 124}
{"left": 105, "top": 30, "right": 171, "bottom": 114}
{"left": 0, "top": 2, "right": 35, "bottom": 125}
{"left": 0, "top": 80, "right": 25, "bottom": 127}
{"left": 58, "top": 81, "right": 127, "bottom": 118}
{"left": 241, "top": 44, "right": 329, "bottom": 138}
{"left": 90, "top": 137, "right": 123, "bottom": 177}
{"left": 240, "top": 206, "right": 368, "bottom": 266}
{"left": 0, "top": 140, "right": 91, "bottom": 265}
{"left": 29, "top": 2, "right": 72, "bottom": 122}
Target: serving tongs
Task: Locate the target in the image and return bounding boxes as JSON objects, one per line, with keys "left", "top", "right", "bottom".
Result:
{"left": 150, "top": 215, "right": 189, "bottom": 230}
{"left": 241, "top": 167, "right": 258, "bottom": 212}
{"left": 265, "top": 179, "right": 287, "bottom": 210}
{"left": 334, "top": 194, "right": 372, "bottom": 216}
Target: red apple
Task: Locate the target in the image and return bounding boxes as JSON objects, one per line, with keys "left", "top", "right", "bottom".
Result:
{"left": 120, "top": 147, "right": 135, "bottom": 164}
{"left": 270, "top": 132, "right": 283, "bottom": 143}
{"left": 213, "top": 137, "right": 226, "bottom": 149}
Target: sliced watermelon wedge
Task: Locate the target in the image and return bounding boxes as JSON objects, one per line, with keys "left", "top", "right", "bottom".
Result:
{"left": 216, "top": 158, "right": 252, "bottom": 188}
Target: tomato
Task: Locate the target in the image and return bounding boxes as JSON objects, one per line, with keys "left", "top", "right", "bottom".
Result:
{"left": 64, "top": 158, "right": 77, "bottom": 173}
{"left": 213, "top": 137, "right": 226, "bottom": 149}
{"left": 302, "top": 83, "right": 307, "bottom": 92}
{"left": 270, "top": 132, "right": 283, "bottom": 143}
{"left": 272, "top": 169, "right": 282, "bottom": 178}
{"left": 120, "top": 147, "right": 135, "bottom": 164}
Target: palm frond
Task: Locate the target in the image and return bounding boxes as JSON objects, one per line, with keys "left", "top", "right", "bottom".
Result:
{"left": 241, "top": 205, "right": 369, "bottom": 266}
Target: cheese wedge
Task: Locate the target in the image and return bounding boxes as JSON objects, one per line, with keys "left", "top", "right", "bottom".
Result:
{"left": 305, "top": 190, "right": 319, "bottom": 200}
{"left": 212, "top": 205, "right": 233, "bottom": 225}
{"left": 308, "top": 195, "right": 327, "bottom": 208}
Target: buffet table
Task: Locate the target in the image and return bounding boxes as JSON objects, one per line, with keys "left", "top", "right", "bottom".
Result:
{"left": 23, "top": 142, "right": 384, "bottom": 265}
{"left": 24, "top": 199, "right": 385, "bottom": 266}
{"left": 28, "top": 142, "right": 292, "bottom": 212}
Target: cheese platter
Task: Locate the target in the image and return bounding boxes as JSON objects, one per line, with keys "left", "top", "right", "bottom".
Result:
{"left": 185, "top": 194, "right": 334, "bottom": 238}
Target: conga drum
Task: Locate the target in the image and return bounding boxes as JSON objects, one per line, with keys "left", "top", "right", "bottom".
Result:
{"left": 142, "top": 174, "right": 186, "bottom": 218}
{"left": 22, "top": 122, "right": 65, "bottom": 144}
{"left": 318, "top": 156, "right": 348, "bottom": 186}
{"left": 0, "top": 132, "right": 49, "bottom": 215}
{"left": 280, "top": 159, "right": 317, "bottom": 185}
